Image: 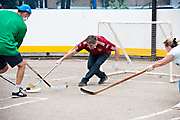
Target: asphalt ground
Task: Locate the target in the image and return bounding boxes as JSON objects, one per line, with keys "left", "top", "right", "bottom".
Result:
{"left": 0, "top": 58, "right": 180, "bottom": 120}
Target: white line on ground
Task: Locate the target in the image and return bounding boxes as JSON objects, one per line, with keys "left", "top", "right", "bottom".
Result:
{"left": 0, "top": 97, "right": 48, "bottom": 110}
{"left": 171, "top": 117, "right": 180, "bottom": 120}
{"left": 0, "top": 97, "right": 32, "bottom": 101}
{"left": 52, "top": 76, "right": 78, "bottom": 81}
{"left": 131, "top": 80, "right": 165, "bottom": 84}
{"left": 0, "top": 97, "right": 12, "bottom": 101}
{"left": 131, "top": 109, "right": 172, "bottom": 120}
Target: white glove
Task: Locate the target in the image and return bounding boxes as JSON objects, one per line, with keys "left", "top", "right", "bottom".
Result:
{"left": 56, "top": 58, "right": 62, "bottom": 65}
{"left": 147, "top": 65, "right": 154, "bottom": 72}
{"left": 112, "top": 61, "right": 119, "bottom": 71}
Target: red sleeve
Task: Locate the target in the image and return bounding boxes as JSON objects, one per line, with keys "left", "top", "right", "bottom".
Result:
{"left": 75, "top": 39, "right": 86, "bottom": 52}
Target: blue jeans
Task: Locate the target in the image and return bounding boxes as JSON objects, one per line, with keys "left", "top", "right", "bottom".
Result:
{"left": 82, "top": 53, "right": 110, "bottom": 83}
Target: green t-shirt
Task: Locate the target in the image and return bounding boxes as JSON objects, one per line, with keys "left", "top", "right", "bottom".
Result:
{"left": 0, "top": 10, "right": 27, "bottom": 56}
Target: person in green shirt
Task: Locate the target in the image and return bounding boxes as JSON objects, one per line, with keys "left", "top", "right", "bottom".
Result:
{"left": 0, "top": 4, "right": 31, "bottom": 98}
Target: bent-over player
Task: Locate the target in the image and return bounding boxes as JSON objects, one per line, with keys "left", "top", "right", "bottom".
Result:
{"left": 147, "top": 38, "right": 180, "bottom": 110}
{"left": 56, "top": 35, "right": 120, "bottom": 86}
{"left": 0, "top": 4, "right": 31, "bottom": 98}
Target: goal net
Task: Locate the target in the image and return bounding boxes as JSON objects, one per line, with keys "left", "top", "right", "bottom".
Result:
{"left": 98, "top": 21, "right": 180, "bottom": 81}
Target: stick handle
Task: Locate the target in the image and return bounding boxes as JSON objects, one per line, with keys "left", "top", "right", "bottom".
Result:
{"left": 26, "top": 62, "right": 51, "bottom": 87}
{"left": 44, "top": 64, "right": 58, "bottom": 79}
{"left": 43, "top": 45, "right": 77, "bottom": 79}
{"left": 94, "top": 68, "right": 148, "bottom": 94}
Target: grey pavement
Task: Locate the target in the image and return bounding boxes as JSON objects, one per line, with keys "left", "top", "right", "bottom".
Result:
{"left": 0, "top": 58, "right": 180, "bottom": 120}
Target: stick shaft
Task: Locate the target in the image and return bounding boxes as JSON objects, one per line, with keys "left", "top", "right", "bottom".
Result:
{"left": 42, "top": 45, "right": 78, "bottom": 79}
{"left": 44, "top": 64, "right": 58, "bottom": 78}
{"left": 28, "top": 44, "right": 78, "bottom": 88}
{"left": 93, "top": 69, "right": 148, "bottom": 95}
{"left": 26, "top": 62, "right": 51, "bottom": 87}
{"left": 0, "top": 75, "right": 25, "bottom": 92}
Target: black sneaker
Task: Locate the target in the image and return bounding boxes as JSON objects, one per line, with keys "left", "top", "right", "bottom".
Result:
{"left": 98, "top": 76, "right": 108, "bottom": 84}
{"left": 78, "top": 81, "right": 87, "bottom": 87}
{"left": 12, "top": 90, "right": 27, "bottom": 98}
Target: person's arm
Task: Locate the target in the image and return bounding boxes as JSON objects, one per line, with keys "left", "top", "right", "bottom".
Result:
{"left": 147, "top": 55, "right": 174, "bottom": 71}
{"left": 152, "top": 55, "right": 174, "bottom": 68}
{"left": 112, "top": 46, "right": 120, "bottom": 70}
{"left": 15, "top": 22, "right": 27, "bottom": 48}
{"left": 61, "top": 49, "right": 78, "bottom": 61}
{"left": 56, "top": 49, "right": 78, "bottom": 64}
{"left": 114, "top": 46, "right": 119, "bottom": 61}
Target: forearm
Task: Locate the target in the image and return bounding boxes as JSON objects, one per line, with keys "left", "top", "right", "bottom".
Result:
{"left": 114, "top": 47, "right": 119, "bottom": 61}
{"left": 61, "top": 50, "right": 77, "bottom": 61}
{"left": 152, "top": 60, "right": 165, "bottom": 68}
{"left": 152, "top": 55, "right": 174, "bottom": 68}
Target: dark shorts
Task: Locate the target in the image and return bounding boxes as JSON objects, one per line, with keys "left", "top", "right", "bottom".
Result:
{"left": 0, "top": 53, "right": 23, "bottom": 69}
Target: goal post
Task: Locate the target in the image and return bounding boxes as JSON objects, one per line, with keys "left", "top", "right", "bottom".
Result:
{"left": 98, "top": 21, "right": 179, "bottom": 81}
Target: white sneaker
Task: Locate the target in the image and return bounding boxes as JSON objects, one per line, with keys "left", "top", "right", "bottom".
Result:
{"left": 172, "top": 102, "right": 180, "bottom": 110}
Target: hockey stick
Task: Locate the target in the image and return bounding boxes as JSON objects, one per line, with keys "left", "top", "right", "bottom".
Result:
{"left": 28, "top": 64, "right": 58, "bottom": 88}
{"left": 80, "top": 68, "right": 148, "bottom": 95}
{"left": 28, "top": 45, "right": 78, "bottom": 88}
{"left": 0, "top": 75, "right": 41, "bottom": 93}
{"left": 26, "top": 62, "right": 68, "bottom": 90}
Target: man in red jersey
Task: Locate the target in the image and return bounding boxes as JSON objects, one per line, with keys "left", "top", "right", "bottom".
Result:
{"left": 56, "top": 35, "right": 120, "bottom": 86}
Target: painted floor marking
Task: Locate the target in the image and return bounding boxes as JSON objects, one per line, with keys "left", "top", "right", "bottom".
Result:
{"left": 52, "top": 76, "right": 78, "bottom": 81}
{"left": 171, "top": 117, "right": 180, "bottom": 120}
{"left": 131, "top": 80, "right": 165, "bottom": 84}
{"left": 0, "top": 97, "right": 32, "bottom": 101}
{"left": 0, "top": 97, "right": 12, "bottom": 101}
{"left": 131, "top": 109, "right": 173, "bottom": 120}
{"left": 0, "top": 97, "right": 48, "bottom": 110}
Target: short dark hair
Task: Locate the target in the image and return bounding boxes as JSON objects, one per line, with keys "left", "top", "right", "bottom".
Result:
{"left": 86, "top": 35, "right": 97, "bottom": 44}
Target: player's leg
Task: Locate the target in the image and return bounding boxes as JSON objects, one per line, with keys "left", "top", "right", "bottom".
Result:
{"left": 16, "top": 60, "right": 26, "bottom": 85}
{"left": 94, "top": 53, "right": 110, "bottom": 84}
{"left": 86, "top": 53, "right": 110, "bottom": 80}
{"left": 79, "top": 53, "right": 110, "bottom": 86}
{"left": 61, "top": 0, "right": 65, "bottom": 9}
{"left": 172, "top": 79, "right": 180, "bottom": 110}
{"left": 66, "top": 0, "right": 71, "bottom": 9}
{"left": 3, "top": 53, "right": 27, "bottom": 98}
{"left": 78, "top": 54, "right": 97, "bottom": 86}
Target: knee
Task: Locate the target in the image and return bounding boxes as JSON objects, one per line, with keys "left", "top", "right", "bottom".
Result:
{"left": 17, "top": 60, "right": 26, "bottom": 68}
{"left": 94, "top": 63, "right": 101, "bottom": 68}
{"left": 91, "top": 63, "right": 101, "bottom": 71}
{"left": 0, "top": 65, "right": 8, "bottom": 74}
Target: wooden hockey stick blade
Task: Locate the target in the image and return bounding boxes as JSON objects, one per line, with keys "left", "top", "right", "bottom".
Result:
{"left": 28, "top": 80, "right": 42, "bottom": 88}
{"left": 80, "top": 68, "right": 148, "bottom": 95}
{"left": 28, "top": 83, "right": 37, "bottom": 88}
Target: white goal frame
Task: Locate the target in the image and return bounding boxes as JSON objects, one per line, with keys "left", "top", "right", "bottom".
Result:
{"left": 98, "top": 21, "right": 179, "bottom": 81}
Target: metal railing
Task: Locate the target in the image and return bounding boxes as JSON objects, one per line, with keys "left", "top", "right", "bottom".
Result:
{"left": 0, "top": 0, "right": 178, "bottom": 9}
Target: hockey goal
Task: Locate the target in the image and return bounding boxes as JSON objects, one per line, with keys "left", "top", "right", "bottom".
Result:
{"left": 98, "top": 21, "right": 179, "bottom": 82}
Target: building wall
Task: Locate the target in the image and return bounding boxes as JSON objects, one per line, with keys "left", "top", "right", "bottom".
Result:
{"left": 10, "top": 9, "right": 179, "bottom": 57}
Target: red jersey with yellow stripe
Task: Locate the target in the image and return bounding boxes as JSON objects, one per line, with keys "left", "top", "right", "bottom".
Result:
{"left": 75, "top": 36, "right": 116, "bottom": 55}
